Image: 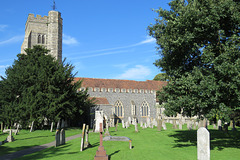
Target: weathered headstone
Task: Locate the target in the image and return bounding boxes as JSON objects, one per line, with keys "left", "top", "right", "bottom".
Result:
{"left": 128, "top": 117, "right": 132, "bottom": 124}
{"left": 115, "top": 119, "right": 119, "bottom": 131}
{"left": 147, "top": 117, "right": 151, "bottom": 127}
{"left": 30, "top": 121, "right": 34, "bottom": 132}
{"left": 217, "top": 119, "right": 222, "bottom": 131}
{"left": 50, "top": 122, "right": 54, "bottom": 132}
{"left": 104, "top": 121, "right": 110, "bottom": 136}
{"left": 126, "top": 121, "right": 129, "bottom": 128}
{"left": 60, "top": 129, "right": 65, "bottom": 145}
{"left": 144, "top": 123, "right": 147, "bottom": 128}
{"left": 94, "top": 123, "right": 108, "bottom": 160}
{"left": 179, "top": 121, "right": 182, "bottom": 130}
{"left": 84, "top": 125, "right": 91, "bottom": 148}
{"left": 6, "top": 130, "right": 14, "bottom": 142}
{"left": 95, "top": 111, "right": 104, "bottom": 132}
{"left": 135, "top": 123, "right": 138, "bottom": 132}
{"left": 197, "top": 127, "right": 210, "bottom": 160}
{"left": 15, "top": 124, "right": 20, "bottom": 135}
{"left": 140, "top": 121, "right": 143, "bottom": 127}
{"left": 162, "top": 121, "right": 167, "bottom": 130}
{"left": 173, "top": 119, "right": 177, "bottom": 129}
{"left": 80, "top": 124, "right": 86, "bottom": 151}
{"left": 122, "top": 120, "right": 125, "bottom": 128}
{"left": 193, "top": 120, "right": 197, "bottom": 129}
{"left": 1, "top": 122, "right": 3, "bottom": 133}
{"left": 157, "top": 119, "right": 162, "bottom": 131}
{"left": 55, "top": 129, "right": 60, "bottom": 147}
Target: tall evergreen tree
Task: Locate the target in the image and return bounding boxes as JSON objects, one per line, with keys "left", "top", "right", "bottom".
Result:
{"left": 149, "top": 0, "right": 240, "bottom": 122}
{"left": 0, "top": 46, "right": 92, "bottom": 128}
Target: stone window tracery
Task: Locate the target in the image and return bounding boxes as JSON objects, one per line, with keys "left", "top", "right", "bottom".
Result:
{"left": 114, "top": 100, "right": 123, "bottom": 117}
{"left": 141, "top": 100, "right": 149, "bottom": 117}
{"left": 38, "top": 35, "right": 42, "bottom": 43}
{"left": 131, "top": 101, "right": 136, "bottom": 116}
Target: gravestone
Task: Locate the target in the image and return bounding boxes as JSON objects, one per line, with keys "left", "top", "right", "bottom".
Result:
{"left": 94, "top": 123, "right": 108, "bottom": 160}
{"left": 140, "top": 121, "right": 143, "bottom": 127}
{"left": 157, "top": 119, "right": 162, "bottom": 131}
{"left": 50, "top": 122, "right": 54, "bottom": 132}
{"left": 110, "top": 115, "right": 115, "bottom": 127}
{"left": 197, "top": 127, "right": 210, "bottom": 160}
{"left": 128, "top": 117, "right": 132, "bottom": 124}
{"left": 173, "top": 119, "right": 177, "bottom": 129}
{"left": 126, "top": 121, "right": 129, "bottom": 128}
{"left": 147, "top": 117, "right": 151, "bottom": 127}
{"left": 217, "top": 119, "right": 222, "bottom": 131}
{"left": 80, "top": 124, "right": 86, "bottom": 151}
{"left": 6, "top": 130, "right": 14, "bottom": 142}
{"left": 95, "top": 111, "right": 104, "bottom": 132}
{"left": 55, "top": 129, "right": 60, "bottom": 147}
{"left": 84, "top": 125, "right": 91, "bottom": 148}
{"left": 122, "top": 120, "right": 125, "bottom": 128}
{"left": 223, "top": 123, "right": 228, "bottom": 132}
{"left": 179, "top": 121, "right": 182, "bottom": 130}
{"left": 115, "top": 119, "right": 119, "bottom": 131}
{"left": 162, "top": 121, "right": 167, "bottom": 130}
{"left": 135, "top": 123, "right": 138, "bottom": 132}
{"left": 60, "top": 129, "right": 65, "bottom": 145}
{"left": 193, "top": 120, "right": 197, "bottom": 129}
{"left": 144, "top": 123, "right": 147, "bottom": 128}
{"left": 30, "top": 121, "right": 34, "bottom": 132}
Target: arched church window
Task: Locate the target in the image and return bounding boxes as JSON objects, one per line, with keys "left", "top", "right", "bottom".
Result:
{"left": 114, "top": 100, "right": 123, "bottom": 117}
{"left": 38, "top": 35, "right": 41, "bottom": 43}
{"left": 42, "top": 35, "right": 45, "bottom": 44}
{"left": 141, "top": 100, "right": 149, "bottom": 117}
{"left": 131, "top": 101, "right": 136, "bottom": 116}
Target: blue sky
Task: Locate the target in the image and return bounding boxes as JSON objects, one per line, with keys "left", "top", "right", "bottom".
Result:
{"left": 0, "top": 0, "right": 170, "bottom": 81}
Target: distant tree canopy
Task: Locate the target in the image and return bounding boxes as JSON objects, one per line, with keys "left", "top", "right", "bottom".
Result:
{"left": 0, "top": 46, "right": 93, "bottom": 128}
{"left": 149, "top": 0, "right": 240, "bottom": 122}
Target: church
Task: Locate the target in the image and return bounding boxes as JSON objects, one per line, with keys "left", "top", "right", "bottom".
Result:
{"left": 21, "top": 10, "right": 167, "bottom": 126}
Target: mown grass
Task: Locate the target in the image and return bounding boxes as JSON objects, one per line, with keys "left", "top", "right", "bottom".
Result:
{"left": 0, "top": 128, "right": 81, "bottom": 156}
{"left": 5, "top": 123, "right": 239, "bottom": 160}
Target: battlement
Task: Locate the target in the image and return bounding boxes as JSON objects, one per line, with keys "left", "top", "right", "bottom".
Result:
{"left": 79, "top": 87, "right": 155, "bottom": 94}
{"left": 27, "top": 13, "right": 48, "bottom": 21}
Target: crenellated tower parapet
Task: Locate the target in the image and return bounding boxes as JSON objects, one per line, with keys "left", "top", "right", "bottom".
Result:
{"left": 21, "top": 11, "right": 62, "bottom": 62}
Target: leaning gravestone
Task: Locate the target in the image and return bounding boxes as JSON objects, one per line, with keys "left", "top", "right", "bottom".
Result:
{"left": 80, "top": 124, "right": 86, "bottom": 151}
{"left": 95, "top": 111, "right": 103, "bottom": 132}
{"left": 55, "top": 129, "right": 60, "bottom": 147}
{"left": 84, "top": 125, "right": 91, "bottom": 148}
{"left": 197, "top": 127, "right": 210, "bottom": 160}
{"left": 122, "top": 120, "right": 125, "bottom": 128}
{"left": 157, "top": 119, "right": 162, "bottom": 131}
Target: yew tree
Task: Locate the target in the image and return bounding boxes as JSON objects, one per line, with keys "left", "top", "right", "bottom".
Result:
{"left": 149, "top": 0, "right": 240, "bottom": 121}
{"left": 0, "top": 46, "right": 91, "bottom": 128}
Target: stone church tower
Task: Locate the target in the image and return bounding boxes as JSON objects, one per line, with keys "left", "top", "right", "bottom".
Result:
{"left": 21, "top": 10, "right": 62, "bottom": 62}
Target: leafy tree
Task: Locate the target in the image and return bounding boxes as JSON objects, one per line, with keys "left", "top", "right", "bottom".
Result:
{"left": 0, "top": 46, "right": 92, "bottom": 128}
{"left": 149, "top": 0, "right": 240, "bottom": 122}
{"left": 153, "top": 73, "right": 169, "bottom": 81}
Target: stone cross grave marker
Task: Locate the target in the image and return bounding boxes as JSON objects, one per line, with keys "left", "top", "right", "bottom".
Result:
{"left": 94, "top": 123, "right": 108, "bottom": 160}
{"left": 84, "top": 125, "right": 91, "bottom": 148}
{"left": 55, "top": 129, "right": 60, "bottom": 147}
{"left": 197, "top": 127, "right": 210, "bottom": 160}
{"left": 80, "top": 124, "right": 86, "bottom": 151}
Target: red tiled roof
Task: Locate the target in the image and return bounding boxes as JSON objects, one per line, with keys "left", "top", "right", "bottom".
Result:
{"left": 89, "top": 97, "right": 110, "bottom": 105}
{"left": 74, "top": 77, "right": 167, "bottom": 91}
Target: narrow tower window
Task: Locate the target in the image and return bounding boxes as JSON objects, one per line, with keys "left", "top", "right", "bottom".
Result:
{"left": 38, "top": 35, "right": 41, "bottom": 43}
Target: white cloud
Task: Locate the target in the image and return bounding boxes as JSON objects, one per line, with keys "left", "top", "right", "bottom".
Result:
{"left": 114, "top": 65, "right": 151, "bottom": 80}
{"left": 0, "top": 25, "right": 8, "bottom": 31}
{"left": 138, "top": 36, "right": 156, "bottom": 45}
{"left": 0, "top": 35, "right": 24, "bottom": 45}
{"left": 63, "top": 34, "right": 78, "bottom": 45}
{"left": 113, "top": 63, "right": 130, "bottom": 69}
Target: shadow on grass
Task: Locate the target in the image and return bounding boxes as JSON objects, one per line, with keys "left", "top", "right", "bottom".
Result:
{"left": 109, "top": 150, "right": 120, "bottom": 160}
{"left": 83, "top": 142, "right": 99, "bottom": 151}
{"left": 168, "top": 129, "right": 240, "bottom": 150}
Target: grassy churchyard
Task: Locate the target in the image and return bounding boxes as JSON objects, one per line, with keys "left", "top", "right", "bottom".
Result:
{"left": 0, "top": 123, "right": 239, "bottom": 160}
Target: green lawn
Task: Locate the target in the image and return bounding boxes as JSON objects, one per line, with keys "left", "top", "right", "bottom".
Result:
{"left": 0, "top": 128, "right": 81, "bottom": 156}
{"left": 2, "top": 123, "right": 238, "bottom": 160}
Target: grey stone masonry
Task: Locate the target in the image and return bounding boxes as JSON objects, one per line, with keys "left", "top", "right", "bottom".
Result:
{"left": 21, "top": 11, "right": 62, "bottom": 62}
{"left": 197, "top": 127, "right": 210, "bottom": 160}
